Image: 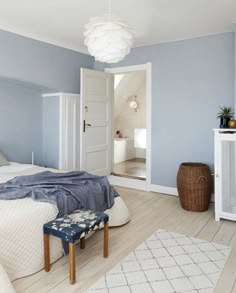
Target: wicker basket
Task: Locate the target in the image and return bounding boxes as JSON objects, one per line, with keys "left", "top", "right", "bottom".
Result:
{"left": 177, "top": 162, "right": 212, "bottom": 212}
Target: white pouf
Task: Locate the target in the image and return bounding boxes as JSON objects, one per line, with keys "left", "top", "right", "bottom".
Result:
{"left": 0, "top": 264, "right": 15, "bottom": 293}
{"left": 105, "top": 196, "right": 131, "bottom": 227}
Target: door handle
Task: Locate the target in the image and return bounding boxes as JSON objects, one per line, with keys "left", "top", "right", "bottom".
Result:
{"left": 83, "top": 120, "right": 92, "bottom": 132}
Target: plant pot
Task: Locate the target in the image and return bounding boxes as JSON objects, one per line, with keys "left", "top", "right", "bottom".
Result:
{"left": 228, "top": 120, "right": 236, "bottom": 128}
{"left": 220, "top": 117, "right": 230, "bottom": 128}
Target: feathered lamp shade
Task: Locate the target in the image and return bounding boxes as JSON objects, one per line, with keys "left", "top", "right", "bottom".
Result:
{"left": 84, "top": 16, "right": 134, "bottom": 63}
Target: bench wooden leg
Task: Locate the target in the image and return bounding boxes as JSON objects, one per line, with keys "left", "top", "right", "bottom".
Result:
{"left": 44, "top": 233, "right": 50, "bottom": 272}
{"left": 80, "top": 237, "right": 85, "bottom": 249}
{"left": 104, "top": 222, "right": 109, "bottom": 258}
{"left": 69, "top": 243, "right": 76, "bottom": 285}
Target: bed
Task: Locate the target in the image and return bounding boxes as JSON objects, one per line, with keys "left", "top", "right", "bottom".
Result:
{"left": 0, "top": 162, "right": 131, "bottom": 281}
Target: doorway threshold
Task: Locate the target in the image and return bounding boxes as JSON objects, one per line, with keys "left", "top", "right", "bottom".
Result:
{"left": 111, "top": 172, "right": 146, "bottom": 181}
{"left": 108, "top": 175, "right": 147, "bottom": 191}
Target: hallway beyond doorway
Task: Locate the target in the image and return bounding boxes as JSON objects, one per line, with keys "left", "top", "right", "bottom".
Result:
{"left": 112, "top": 158, "right": 146, "bottom": 180}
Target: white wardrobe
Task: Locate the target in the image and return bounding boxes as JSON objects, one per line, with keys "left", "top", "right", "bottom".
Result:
{"left": 42, "top": 93, "right": 80, "bottom": 171}
{"left": 214, "top": 128, "right": 236, "bottom": 221}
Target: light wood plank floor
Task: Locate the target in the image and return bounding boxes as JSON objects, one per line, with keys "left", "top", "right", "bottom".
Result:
{"left": 113, "top": 159, "right": 146, "bottom": 180}
{"left": 13, "top": 187, "right": 236, "bottom": 293}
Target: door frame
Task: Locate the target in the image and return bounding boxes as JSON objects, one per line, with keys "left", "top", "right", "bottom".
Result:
{"left": 105, "top": 62, "right": 152, "bottom": 191}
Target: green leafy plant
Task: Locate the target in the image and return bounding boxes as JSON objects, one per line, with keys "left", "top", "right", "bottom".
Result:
{"left": 216, "top": 106, "right": 234, "bottom": 119}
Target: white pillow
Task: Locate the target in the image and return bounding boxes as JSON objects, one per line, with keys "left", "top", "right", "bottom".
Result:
{"left": 0, "top": 152, "right": 9, "bottom": 167}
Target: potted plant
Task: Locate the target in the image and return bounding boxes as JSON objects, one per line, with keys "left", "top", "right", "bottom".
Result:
{"left": 217, "top": 106, "right": 234, "bottom": 128}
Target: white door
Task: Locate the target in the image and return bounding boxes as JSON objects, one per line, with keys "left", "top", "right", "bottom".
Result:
{"left": 80, "top": 68, "right": 113, "bottom": 176}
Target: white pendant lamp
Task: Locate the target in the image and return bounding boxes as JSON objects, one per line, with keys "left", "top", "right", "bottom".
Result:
{"left": 84, "top": 0, "right": 134, "bottom": 63}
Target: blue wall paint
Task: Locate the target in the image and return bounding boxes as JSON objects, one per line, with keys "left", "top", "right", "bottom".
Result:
{"left": 0, "top": 30, "right": 94, "bottom": 93}
{"left": 234, "top": 29, "right": 236, "bottom": 112}
{"left": 0, "top": 30, "right": 94, "bottom": 164}
{"left": 103, "top": 32, "right": 235, "bottom": 187}
{"left": 0, "top": 78, "right": 43, "bottom": 164}
{"left": 0, "top": 29, "right": 234, "bottom": 186}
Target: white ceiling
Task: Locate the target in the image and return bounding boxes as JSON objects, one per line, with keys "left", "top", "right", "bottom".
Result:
{"left": 0, "top": 0, "right": 236, "bottom": 54}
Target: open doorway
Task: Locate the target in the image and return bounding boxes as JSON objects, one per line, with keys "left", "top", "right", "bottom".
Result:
{"left": 105, "top": 63, "right": 152, "bottom": 190}
{"left": 112, "top": 70, "right": 146, "bottom": 180}
{"left": 80, "top": 64, "right": 151, "bottom": 190}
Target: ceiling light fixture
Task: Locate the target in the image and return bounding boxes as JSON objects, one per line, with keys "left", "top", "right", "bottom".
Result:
{"left": 84, "top": 0, "right": 134, "bottom": 63}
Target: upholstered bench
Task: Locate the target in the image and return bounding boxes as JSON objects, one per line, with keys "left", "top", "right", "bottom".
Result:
{"left": 43, "top": 209, "right": 109, "bottom": 284}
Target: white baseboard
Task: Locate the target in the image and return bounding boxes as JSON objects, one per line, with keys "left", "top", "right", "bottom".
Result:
{"left": 108, "top": 178, "right": 178, "bottom": 195}
{"left": 150, "top": 184, "right": 215, "bottom": 203}
{"left": 150, "top": 184, "right": 178, "bottom": 196}
{"left": 109, "top": 178, "right": 215, "bottom": 204}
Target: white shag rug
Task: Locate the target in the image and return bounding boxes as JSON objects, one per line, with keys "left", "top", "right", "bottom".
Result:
{"left": 86, "top": 229, "right": 231, "bottom": 293}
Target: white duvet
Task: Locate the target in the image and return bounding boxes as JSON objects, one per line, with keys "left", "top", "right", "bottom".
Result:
{"left": 0, "top": 163, "right": 130, "bottom": 281}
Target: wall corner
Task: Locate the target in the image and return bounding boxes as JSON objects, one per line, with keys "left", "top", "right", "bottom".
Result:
{"left": 234, "top": 24, "right": 236, "bottom": 115}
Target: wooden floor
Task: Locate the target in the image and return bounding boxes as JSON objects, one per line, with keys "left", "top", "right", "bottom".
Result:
{"left": 13, "top": 187, "right": 236, "bottom": 293}
{"left": 113, "top": 159, "right": 146, "bottom": 180}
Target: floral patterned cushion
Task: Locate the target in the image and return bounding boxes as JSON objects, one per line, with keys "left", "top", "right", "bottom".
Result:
{"left": 43, "top": 210, "right": 109, "bottom": 243}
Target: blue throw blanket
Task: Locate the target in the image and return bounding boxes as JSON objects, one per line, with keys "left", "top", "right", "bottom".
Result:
{"left": 0, "top": 171, "right": 118, "bottom": 217}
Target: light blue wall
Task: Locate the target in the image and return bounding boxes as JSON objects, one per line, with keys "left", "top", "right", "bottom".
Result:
{"left": 97, "top": 32, "right": 235, "bottom": 187}
{"left": 0, "top": 30, "right": 94, "bottom": 93}
{"left": 0, "top": 78, "right": 43, "bottom": 164}
{"left": 235, "top": 29, "right": 236, "bottom": 112}
{"left": 0, "top": 30, "right": 94, "bottom": 164}
{"left": 0, "top": 29, "right": 234, "bottom": 185}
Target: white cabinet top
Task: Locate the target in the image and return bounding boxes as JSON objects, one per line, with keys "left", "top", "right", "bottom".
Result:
{"left": 213, "top": 129, "right": 236, "bottom": 141}
{"left": 213, "top": 128, "right": 236, "bottom": 132}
